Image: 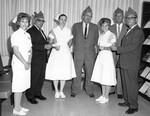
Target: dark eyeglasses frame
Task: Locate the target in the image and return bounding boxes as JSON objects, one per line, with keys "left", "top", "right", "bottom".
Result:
{"left": 36, "top": 19, "right": 45, "bottom": 23}
{"left": 126, "top": 17, "right": 137, "bottom": 20}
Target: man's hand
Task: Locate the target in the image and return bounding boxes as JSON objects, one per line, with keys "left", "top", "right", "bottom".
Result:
{"left": 52, "top": 44, "right": 60, "bottom": 51}
{"left": 24, "top": 62, "right": 30, "bottom": 70}
{"left": 44, "top": 44, "right": 52, "bottom": 50}
{"left": 111, "top": 43, "right": 117, "bottom": 51}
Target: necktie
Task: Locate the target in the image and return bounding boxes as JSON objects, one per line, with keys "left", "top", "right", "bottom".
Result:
{"left": 39, "top": 29, "right": 46, "bottom": 40}
{"left": 84, "top": 24, "right": 87, "bottom": 38}
{"left": 117, "top": 24, "right": 120, "bottom": 38}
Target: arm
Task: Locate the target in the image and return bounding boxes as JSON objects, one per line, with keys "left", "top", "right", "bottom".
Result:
{"left": 13, "top": 46, "right": 30, "bottom": 70}
{"left": 94, "top": 26, "right": 99, "bottom": 52}
{"left": 94, "top": 26, "right": 99, "bottom": 46}
{"left": 68, "top": 29, "right": 74, "bottom": 47}
{"left": 68, "top": 39, "right": 72, "bottom": 48}
{"left": 27, "top": 48, "right": 32, "bottom": 64}
{"left": 71, "top": 24, "right": 76, "bottom": 47}
{"left": 48, "top": 29, "right": 60, "bottom": 51}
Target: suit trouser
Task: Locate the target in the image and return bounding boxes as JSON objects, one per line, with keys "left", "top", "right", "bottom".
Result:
{"left": 71, "top": 57, "right": 95, "bottom": 95}
{"left": 116, "top": 67, "right": 122, "bottom": 94}
{"left": 120, "top": 68, "right": 138, "bottom": 109}
{"left": 111, "top": 54, "right": 122, "bottom": 95}
{"left": 26, "top": 62, "right": 46, "bottom": 100}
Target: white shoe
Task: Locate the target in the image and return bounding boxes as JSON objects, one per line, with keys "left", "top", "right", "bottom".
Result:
{"left": 55, "top": 92, "right": 60, "bottom": 98}
{"left": 99, "top": 97, "right": 109, "bottom": 104}
{"left": 21, "top": 107, "right": 29, "bottom": 112}
{"left": 96, "top": 96, "right": 104, "bottom": 102}
{"left": 60, "top": 92, "right": 66, "bottom": 98}
{"left": 13, "top": 109, "right": 26, "bottom": 115}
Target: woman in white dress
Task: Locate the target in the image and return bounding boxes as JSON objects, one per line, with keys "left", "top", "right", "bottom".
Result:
{"left": 45, "top": 14, "right": 76, "bottom": 98}
{"left": 11, "top": 12, "right": 32, "bottom": 115}
{"left": 91, "top": 18, "right": 116, "bottom": 104}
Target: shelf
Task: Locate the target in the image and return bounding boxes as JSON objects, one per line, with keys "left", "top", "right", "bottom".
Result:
{"left": 139, "top": 92, "right": 150, "bottom": 102}
{"left": 140, "top": 76, "right": 150, "bottom": 82}
{"left": 140, "top": 1, "right": 150, "bottom": 102}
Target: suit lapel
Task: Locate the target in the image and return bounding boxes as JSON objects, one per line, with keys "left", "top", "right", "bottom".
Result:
{"left": 80, "top": 22, "right": 84, "bottom": 37}
{"left": 34, "top": 25, "right": 47, "bottom": 41}
{"left": 86, "top": 23, "right": 92, "bottom": 39}
{"left": 113, "top": 24, "right": 117, "bottom": 36}
{"left": 123, "top": 25, "right": 139, "bottom": 44}
{"left": 126, "top": 25, "right": 138, "bottom": 37}
{"left": 119, "top": 24, "right": 127, "bottom": 39}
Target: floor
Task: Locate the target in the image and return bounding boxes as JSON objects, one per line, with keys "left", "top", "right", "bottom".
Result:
{"left": 2, "top": 80, "right": 150, "bottom": 116}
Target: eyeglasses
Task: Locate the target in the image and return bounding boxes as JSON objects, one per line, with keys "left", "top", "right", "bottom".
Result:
{"left": 126, "top": 17, "right": 137, "bottom": 20}
{"left": 85, "top": 14, "right": 92, "bottom": 18}
{"left": 36, "top": 19, "right": 45, "bottom": 23}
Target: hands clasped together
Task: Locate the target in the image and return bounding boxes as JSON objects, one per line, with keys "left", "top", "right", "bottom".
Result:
{"left": 99, "top": 42, "right": 117, "bottom": 51}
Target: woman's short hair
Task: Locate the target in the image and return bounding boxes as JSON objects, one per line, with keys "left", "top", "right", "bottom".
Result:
{"left": 16, "top": 12, "right": 31, "bottom": 26}
{"left": 99, "top": 18, "right": 111, "bottom": 26}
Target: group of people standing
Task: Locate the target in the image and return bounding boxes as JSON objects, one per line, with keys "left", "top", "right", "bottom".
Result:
{"left": 10, "top": 5, "right": 144, "bottom": 115}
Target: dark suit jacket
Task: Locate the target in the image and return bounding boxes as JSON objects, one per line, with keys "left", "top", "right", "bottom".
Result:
{"left": 117, "top": 25, "right": 144, "bottom": 70}
{"left": 72, "top": 22, "right": 99, "bottom": 61}
{"left": 27, "top": 25, "right": 48, "bottom": 64}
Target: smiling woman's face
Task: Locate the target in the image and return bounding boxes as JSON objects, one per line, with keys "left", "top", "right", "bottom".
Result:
{"left": 101, "top": 22, "right": 109, "bottom": 32}
{"left": 19, "top": 17, "right": 29, "bottom": 30}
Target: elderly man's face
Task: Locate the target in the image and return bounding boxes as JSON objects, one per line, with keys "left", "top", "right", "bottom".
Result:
{"left": 35, "top": 17, "right": 45, "bottom": 29}
{"left": 115, "top": 13, "right": 123, "bottom": 24}
{"left": 83, "top": 12, "right": 92, "bottom": 24}
{"left": 126, "top": 14, "right": 137, "bottom": 28}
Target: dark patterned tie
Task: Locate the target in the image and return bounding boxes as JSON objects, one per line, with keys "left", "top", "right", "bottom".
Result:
{"left": 84, "top": 24, "right": 87, "bottom": 38}
{"left": 39, "top": 29, "right": 46, "bottom": 40}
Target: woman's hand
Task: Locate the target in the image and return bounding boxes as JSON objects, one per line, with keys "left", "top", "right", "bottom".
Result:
{"left": 24, "top": 62, "right": 30, "bottom": 70}
{"left": 55, "top": 46, "right": 60, "bottom": 51}
{"left": 52, "top": 44, "right": 60, "bottom": 51}
{"left": 111, "top": 43, "right": 117, "bottom": 51}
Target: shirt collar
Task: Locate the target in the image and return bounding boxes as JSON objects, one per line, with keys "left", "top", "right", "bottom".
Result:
{"left": 34, "top": 24, "right": 41, "bottom": 31}
{"left": 18, "top": 28, "right": 26, "bottom": 34}
{"left": 83, "top": 22, "right": 89, "bottom": 27}
{"left": 130, "top": 24, "right": 137, "bottom": 30}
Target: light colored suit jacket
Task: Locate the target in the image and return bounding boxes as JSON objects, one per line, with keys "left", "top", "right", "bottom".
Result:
{"left": 72, "top": 22, "right": 99, "bottom": 61}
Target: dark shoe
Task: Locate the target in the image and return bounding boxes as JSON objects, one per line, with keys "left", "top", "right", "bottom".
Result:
{"left": 89, "top": 94, "right": 95, "bottom": 98}
{"left": 35, "top": 95, "right": 47, "bottom": 100}
{"left": 70, "top": 93, "right": 76, "bottom": 97}
{"left": 117, "top": 94, "right": 123, "bottom": 99}
{"left": 125, "top": 108, "right": 138, "bottom": 114}
{"left": 109, "top": 92, "right": 115, "bottom": 95}
{"left": 28, "top": 98, "right": 38, "bottom": 104}
{"left": 118, "top": 102, "right": 129, "bottom": 107}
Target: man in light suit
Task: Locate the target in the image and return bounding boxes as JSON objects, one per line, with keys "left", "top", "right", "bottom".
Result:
{"left": 109, "top": 7, "right": 128, "bottom": 99}
{"left": 71, "top": 6, "right": 99, "bottom": 98}
{"left": 25, "top": 11, "right": 52, "bottom": 104}
{"left": 112, "top": 7, "right": 144, "bottom": 114}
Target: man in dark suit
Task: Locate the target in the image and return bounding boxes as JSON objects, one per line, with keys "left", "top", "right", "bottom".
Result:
{"left": 71, "top": 6, "right": 99, "bottom": 98}
{"left": 25, "top": 11, "right": 52, "bottom": 104}
{"left": 109, "top": 7, "right": 128, "bottom": 99}
{"left": 112, "top": 7, "right": 144, "bottom": 114}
